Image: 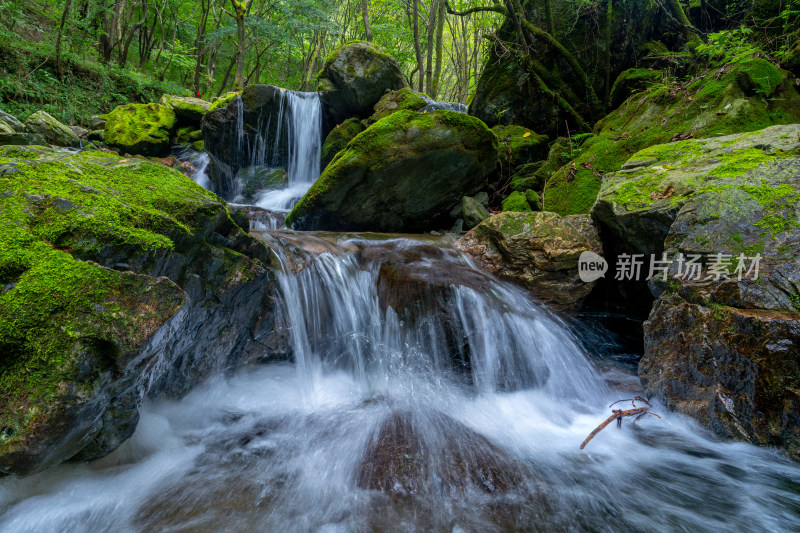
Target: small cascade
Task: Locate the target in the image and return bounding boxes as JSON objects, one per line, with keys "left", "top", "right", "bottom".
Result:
{"left": 220, "top": 89, "right": 322, "bottom": 212}
{"left": 271, "top": 237, "right": 605, "bottom": 402}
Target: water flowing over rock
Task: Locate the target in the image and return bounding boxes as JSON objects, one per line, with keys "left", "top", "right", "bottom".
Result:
{"left": 457, "top": 211, "right": 603, "bottom": 310}
{"left": 286, "top": 110, "right": 498, "bottom": 232}
{"left": 317, "top": 41, "right": 408, "bottom": 127}
{"left": 591, "top": 124, "right": 800, "bottom": 456}
{"left": 202, "top": 85, "right": 322, "bottom": 207}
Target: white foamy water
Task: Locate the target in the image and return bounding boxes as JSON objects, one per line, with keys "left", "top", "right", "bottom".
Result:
{"left": 1, "top": 238, "right": 798, "bottom": 532}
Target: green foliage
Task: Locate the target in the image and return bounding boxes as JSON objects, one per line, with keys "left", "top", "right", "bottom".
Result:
{"left": 694, "top": 27, "right": 760, "bottom": 66}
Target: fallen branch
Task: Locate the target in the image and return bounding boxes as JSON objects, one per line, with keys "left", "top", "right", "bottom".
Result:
{"left": 580, "top": 396, "right": 661, "bottom": 449}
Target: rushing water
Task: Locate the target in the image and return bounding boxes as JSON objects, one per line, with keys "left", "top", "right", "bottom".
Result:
{"left": 1, "top": 235, "right": 798, "bottom": 532}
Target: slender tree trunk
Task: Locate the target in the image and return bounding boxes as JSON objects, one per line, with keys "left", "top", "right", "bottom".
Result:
{"left": 361, "top": 0, "right": 372, "bottom": 41}
{"left": 431, "top": 0, "right": 445, "bottom": 99}
{"left": 56, "top": 0, "right": 73, "bottom": 78}
{"left": 425, "top": 0, "right": 440, "bottom": 95}
{"left": 412, "top": 0, "right": 424, "bottom": 91}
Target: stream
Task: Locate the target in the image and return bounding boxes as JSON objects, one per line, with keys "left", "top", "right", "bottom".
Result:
{"left": 1, "top": 235, "right": 799, "bottom": 532}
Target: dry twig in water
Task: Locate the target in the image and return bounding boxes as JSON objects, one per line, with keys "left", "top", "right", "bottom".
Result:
{"left": 580, "top": 396, "right": 661, "bottom": 449}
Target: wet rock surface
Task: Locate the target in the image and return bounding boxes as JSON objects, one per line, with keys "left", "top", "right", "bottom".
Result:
{"left": 457, "top": 211, "right": 603, "bottom": 310}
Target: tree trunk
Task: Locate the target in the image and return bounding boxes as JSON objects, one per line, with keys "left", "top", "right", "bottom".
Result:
{"left": 425, "top": 0, "right": 440, "bottom": 95}
{"left": 412, "top": 0, "right": 424, "bottom": 91}
{"left": 431, "top": 0, "right": 445, "bottom": 99}
{"left": 362, "top": 0, "right": 372, "bottom": 41}
{"left": 55, "top": 0, "right": 73, "bottom": 78}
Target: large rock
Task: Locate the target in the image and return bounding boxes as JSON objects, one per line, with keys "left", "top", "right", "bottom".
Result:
{"left": 201, "top": 85, "right": 290, "bottom": 200}
{"left": 320, "top": 117, "right": 364, "bottom": 170}
{"left": 591, "top": 124, "right": 800, "bottom": 258}
{"left": 0, "top": 133, "right": 46, "bottom": 146}
{"left": 0, "top": 146, "right": 284, "bottom": 475}
{"left": 317, "top": 42, "right": 407, "bottom": 127}
{"left": 24, "top": 110, "right": 81, "bottom": 148}
{"left": 366, "top": 87, "right": 429, "bottom": 125}
{"left": 641, "top": 295, "right": 800, "bottom": 458}
{"left": 0, "top": 110, "right": 26, "bottom": 133}
{"left": 592, "top": 125, "right": 800, "bottom": 456}
{"left": 285, "top": 110, "right": 498, "bottom": 232}
{"left": 457, "top": 211, "right": 603, "bottom": 310}
{"left": 493, "top": 124, "right": 549, "bottom": 170}
{"left": 543, "top": 59, "right": 800, "bottom": 216}
{"left": 160, "top": 94, "right": 211, "bottom": 124}
{"left": 104, "top": 103, "right": 177, "bottom": 157}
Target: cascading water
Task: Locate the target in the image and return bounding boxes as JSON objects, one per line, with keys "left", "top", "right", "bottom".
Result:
{"left": 227, "top": 90, "right": 322, "bottom": 212}
{"left": 2, "top": 235, "right": 799, "bottom": 532}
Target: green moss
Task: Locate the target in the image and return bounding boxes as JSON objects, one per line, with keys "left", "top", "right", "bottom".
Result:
{"left": 493, "top": 124, "right": 549, "bottom": 167}
{"left": 502, "top": 191, "right": 532, "bottom": 212}
{"left": 192, "top": 140, "right": 205, "bottom": 151}
{"left": 368, "top": 88, "right": 429, "bottom": 124}
{"left": 321, "top": 118, "right": 365, "bottom": 168}
{"left": 543, "top": 59, "right": 800, "bottom": 216}
{"left": 104, "top": 103, "right": 176, "bottom": 154}
{"left": 286, "top": 110, "right": 497, "bottom": 227}
{"left": 208, "top": 91, "right": 242, "bottom": 112}
{"left": 0, "top": 147, "right": 229, "bottom": 450}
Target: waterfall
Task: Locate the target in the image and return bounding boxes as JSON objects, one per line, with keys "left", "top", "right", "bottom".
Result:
{"left": 227, "top": 89, "right": 322, "bottom": 212}
{"left": 2, "top": 236, "right": 800, "bottom": 532}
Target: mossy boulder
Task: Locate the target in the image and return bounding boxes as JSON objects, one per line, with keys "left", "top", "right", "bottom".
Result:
{"left": 286, "top": 110, "right": 498, "bottom": 232}
{"left": 317, "top": 41, "right": 408, "bottom": 127}
{"left": 609, "top": 68, "right": 664, "bottom": 109}
{"left": 321, "top": 118, "right": 365, "bottom": 170}
{"left": 160, "top": 94, "right": 211, "bottom": 123}
{"left": 589, "top": 124, "right": 800, "bottom": 456}
{"left": 462, "top": 195, "right": 490, "bottom": 229}
{"left": 493, "top": 125, "right": 548, "bottom": 169}
{"left": 457, "top": 211, "right": 603, "bottom": 310}
{"left": 544, "top": 59, "right": 800, "bottom": 216}
{"left": 104, "top": 103, "right": 177, "bottom": 157}
{"left": 176, "top": 126, "right": 202, "bottom": 145}
{"left": 24, "top": 110, "right": 81, "bottom": 148}
{"left": 510, "top": 137, "right": 574, "bottom": 193}
{"left": 501, "top": 191, "right": 532, "bottom": 212}
{"left": 0, "top": 146, "right": 283, "bottom": 475}
{"left": 366, "top": 87, "right": 429, "bottom": 125}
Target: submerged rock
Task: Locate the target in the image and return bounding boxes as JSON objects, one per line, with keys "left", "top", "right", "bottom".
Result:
{"left": 24, "top": 110, "right": 81, "bottom": 148}
{"left": 356, "top": 411, "right": 524, "bottom": 496}
{"left": 594, "top": 125, "right": 800, "bottom": 457}
{"left": 104, "top": 103, "right": 177, "bottom": 157}
{"left": 286, "top": 110, "right": 498, "bottom": 232}
{"left": 0, "top": 146, "right": 284, "bottom": 475}
{"left": 457, "top": 211, "right": 603, "bottom": 310}
{"left": 317, "top": 41, "right": 407, "bottom": 127}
